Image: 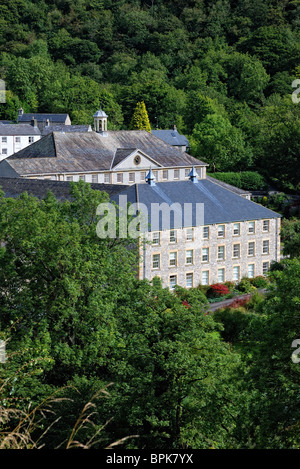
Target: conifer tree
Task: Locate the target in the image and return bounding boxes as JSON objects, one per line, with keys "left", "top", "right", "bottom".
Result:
{"left": 130, "top": 101, "right": 151, "bottom": 132}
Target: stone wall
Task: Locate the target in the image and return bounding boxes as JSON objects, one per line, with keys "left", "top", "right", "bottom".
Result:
{"left": 140, "top": 217, "right": 281, "bottom": 288}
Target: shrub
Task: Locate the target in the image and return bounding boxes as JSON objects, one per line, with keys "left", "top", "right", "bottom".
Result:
{"left": 229, "top": 297, "right": 250, "bottom": 309}
{"left": 236, "top": 277, "right": 255, "bottom": 293}
{"left": 250, "top": 275, "right": 269, "bottom": 288}
{"left": 213, "top": 308, "right": 253, "bottom": 343}
{"left": 224, "top": 281, "right": 236, "bottom": 292}
{"left": 207, "top": 283, "right": 230, "bottom": 298}
{"left": 210, "top": 171, "right": 267, "bottom": 191}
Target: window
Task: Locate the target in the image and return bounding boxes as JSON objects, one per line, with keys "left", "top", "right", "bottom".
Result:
{"left": 174, "top": 169, "right": 179, "bottom": 179}
{"left": 217, "top": 246, "right": 225, "bottom": 260}
{"left": 233, "top": 266, "right": 240, "bottom": 282}
{"left": 186, "top": 250, "right": 193, "bottom": 265}
{"left": 248, "top": 242, "right": 255, "bottom": 256}
{"left": 169, "top": 230, "right": 177, "bottom": 243}
{"left": 263, "top": 240, "right": 269, "bottom": 254}
{"left": 218, "top": 268, "right": 225, "bottom": 283}
{"left": 66, "top": 176, "right": 73, "bottom": 181}
{"left": 186, "top": 273, "right": 193, "bottom": 288}
{"left": 263, "top": 262, "right": 269, "bottom": 275}
{"left": 263, "top": 220, "right": 270, "bottom": 232}
{"left": 233, "top": 223, "right": 240, "bottom": 236}
{"left": 217, "top": 225, "right": 225, "bottom": 237}
{"left": 152, "top": 254, "right": 160, "bottom": 269}
{"left": 140, "top": 171, "right": 146, "bottom": 181}
{"left": 202, "top": 247, "right": 209, "bottom": 262}
{"left": 28, "top": 136, "right": 34, "bottom": 143}
{"left": 169, "top": 275, "right": 177, "bottom": 289}
{"left": 1, "top": 149, "right": 7, "bottom": 155}
{"left": 15, "top": 137, "right": 21, "bottom": 143}
{"left": 79, "top": 175, "right": 85, "bottom": 181}
{"left": 117, "top": 173, "right": 123, "bottom": 183}
{"left": 152, "top": 232, "right": 160, "bottom": 245}
{"left": 104, "top": 173, "right": 110, "bottom": 183}
{"left": 169, "top": 252, "right": 177, "bottom": 266}
{"left": 233, "top": 244, "right": 240, "bottom": 258}
{"left": 186, "top": 228, "right": 194, "bottom": 241}
{"left": 248, "top": 264, "right": 254, "bottom": 278}
{"left": 248, "top": 221, "right": 255, "bottom": 234}
{"left": 153, "top": 170, "right": 158, "bottom": 181}
{"left": 185, "top": 168, "right": 190, "bottom": 178}
{"left": 202, "top": 271, "right": 209, "bottom": 286}
{"left": 129, "top": 172, "right": 135, "bottom": 183}
{"left": 162, "top": 169, "right": 168, "bottom": 180}
{"left": 203, "top": 226, "right": 209, "bottom": 239}
{"left": 1, "top": 137, "right": 7, "bottom": 143}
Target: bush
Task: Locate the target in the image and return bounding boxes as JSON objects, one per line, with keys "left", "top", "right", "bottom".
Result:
{"left": 207, "top": 283, "right": 230, "bottom": 298}
{"left": 250, "top": 276, "right": 269, "bottom": 288}
{"left": 236, "top": 277, "right": 255, "bottom": 293}
{"left": 213, "top": 308, "right": 253, "bottom": 343}
{"left": 210, "top": 171, "right": 267, "bottom": 191}
{"left": 224, "top": 281, "right": 236, "bottom": 292}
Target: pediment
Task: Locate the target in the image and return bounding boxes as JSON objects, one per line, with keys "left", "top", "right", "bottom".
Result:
{"left": 111, "top": 148, "right": 162, "bottom": 170}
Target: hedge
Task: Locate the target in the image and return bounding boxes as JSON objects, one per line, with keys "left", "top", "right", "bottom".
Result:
{"left": 209, "top": 171, "right": 268, "bottom": 191}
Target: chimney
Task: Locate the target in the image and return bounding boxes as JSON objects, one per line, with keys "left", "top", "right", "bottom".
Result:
{"left": 31, "top": 117, "right": 37, "bottom": 127}
{"left": 18, "top": 108, "right": 24, "bottom": 116}
{"left": 46, "top": 118, "right": 50, "bottom": 127}
{"left": 173, "top": 125, "right": 177, "bottom": 131}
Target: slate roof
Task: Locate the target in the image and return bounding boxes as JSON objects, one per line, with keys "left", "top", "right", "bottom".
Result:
{"left": 17, "top": 113, "right": 70, "bottom": 124}
{"left": 0, "top": 177, "right": 128, "bottom": 200}
{"left": 1, "top": 130, "right": 206, "bottom": 176}
{"left": 151, "top": 129, "right": 189, "bottom": 148}
{"left": 42, "top": 125, "right": 92, "bottom": 136}
{"left": 111, "top": 178, "right": 281, "bottom": 231}
{"left": 0, "top": 124, "right": 41, "bottom": 136}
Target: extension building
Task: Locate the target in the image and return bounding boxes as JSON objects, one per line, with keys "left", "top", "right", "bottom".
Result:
{"left": 111, "top": 168, "right": 281, "bottom": 288}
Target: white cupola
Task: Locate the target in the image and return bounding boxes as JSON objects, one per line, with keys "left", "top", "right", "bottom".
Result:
{"left": 93, "top": 106, "right": 108, "bottom": 135}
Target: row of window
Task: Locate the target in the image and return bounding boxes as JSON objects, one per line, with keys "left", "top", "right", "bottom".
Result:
{"left": 66, "top": 174, "right": 108, "bottom": 183}
{"left": 166, "top": 262, "right": 270, "bottom": 289}
{"left": 152, "top": 222, "right": 270, "bottom": 245}
{"left": 116, "top": 168, "right": 196, "bottom": 184}
{"left": 1, "top": 136, "right": 35, "bottom": 144}
{"left": 152, "top": 241, "right": 270, "bottom": 269}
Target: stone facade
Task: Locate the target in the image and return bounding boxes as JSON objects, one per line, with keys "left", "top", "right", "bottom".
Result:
{"left": 140, "top": 217, "right": 281, "bottom": 288}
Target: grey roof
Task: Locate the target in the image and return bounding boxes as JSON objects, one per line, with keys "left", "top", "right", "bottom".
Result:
{"left": 0, "top": 123, "right": 41, "bottom": 136}
{"left": 151, "top": 129, "right": 189, "bottom": 147}
{"left": 1, "top": 130, "right": 206, "bottom": 176}
{"left": 17, "top": 113, "right": 70, "bottom": 124}
{"left": 0, "top": 177, "right": 128, "bottom": 200}
{"left": 111, "top": 178, "right": 281, "bottom": 231}
{"left": 42, "top": 125, "right": 92, "bottom": 136}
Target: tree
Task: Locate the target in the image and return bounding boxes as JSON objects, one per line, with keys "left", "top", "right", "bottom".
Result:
{"left": 101, "top": 278, "right": 241, "bottom": 449}
{"left": 281, "top": 218, "right": 300, "bottom": 258}
{"left": 129, "top": 101, "right": 151, "bottom": 132}
{"left": 236, "top": 259, "right": 300, "bottom": 448}
{"left": 0, "top": 182, "right": 139, "bottom": 387}
{"left": 190, "top": 113, "right": 253, "bottom": 172}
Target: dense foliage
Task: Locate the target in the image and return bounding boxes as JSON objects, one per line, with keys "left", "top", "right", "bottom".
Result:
{"left": 0, "top": 183, "right": 299, "bottom": 449}
{"left": 0, "top": 0, "right": 299, "bottom": 187}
